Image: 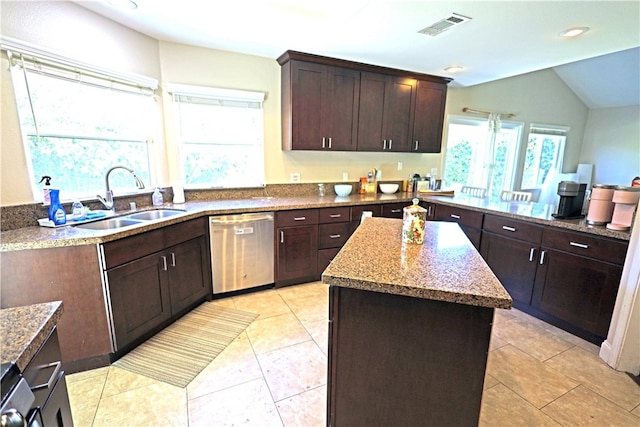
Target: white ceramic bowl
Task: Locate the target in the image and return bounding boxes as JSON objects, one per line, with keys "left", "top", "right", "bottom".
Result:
{"left": 334, "top": 184, "right": 353, "bottom": 197}
{"left": 379, "top": 183, "right": 399, "bottom": 194}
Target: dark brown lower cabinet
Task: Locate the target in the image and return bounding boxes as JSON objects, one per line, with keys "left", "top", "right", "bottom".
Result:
{"left": 328, "top": 286, "right": 493, "bottom": 427}
{"left": 532, "top": 247, "right": 623, "bottom": 340}
{"left": 276, "top": 224, "right": 318, "bottom": 286}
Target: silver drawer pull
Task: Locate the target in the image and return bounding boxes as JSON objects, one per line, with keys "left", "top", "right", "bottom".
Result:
{"left": 293, "top": 216, "right": 306, "bottom": 221}
{"left": 161, "top": 255, "right": 168, "bottom": 271}
{"left": 391, "top": 209, "right": 402, "bottom": 213}
{"left": 529, "top": 247, "right": 536, "bottom": 262}
{"left": 502, "top": 226, "right": 516, "bottom": 232}
{"left": 170, "top": 252, "right": 176, "bottom": 267}
{"left": 414, "top": 141, "right": 419, "bottom": 151}
{"left": 539, "top": 250, "right": 546, "bottom": 265}
{"left": 31, "top": 361, "right": 61, "bottom": 391}
{"left": 383, "top": 139, "right": 387, "bottom": 150}
{"left": 329, "top": 214, "right": 342, "bottom": 218}
{"left": 328, "top": 137, "right": 332, "bottom": 149}
{"left": 280, "top": 230, "right": 284, "bottom": 243}
{"left": 450, "top": 214, "right": 461, "bottom": 219}
{"left": 322, "top": 137, "right": 326, "bottom": 148}
{"left": 570, "top": 242, "right": 589, "bottom": 249}
{"left": 329, "top": 234, "right": 342, "bottom": 239}
{"left": 389, "top": 139, "right": 393, "bottom": 149}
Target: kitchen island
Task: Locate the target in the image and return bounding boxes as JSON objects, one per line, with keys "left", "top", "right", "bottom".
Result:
{"left": 322, "top": 217, "right": 511, "bottom": 426}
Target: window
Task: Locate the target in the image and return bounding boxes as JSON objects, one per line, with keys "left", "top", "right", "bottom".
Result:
{"left": 443, "top": 116, "right": 523, "bottom": 198}
{"left": 4, "top": 40, "right": 158, "bottom": 202}
{"left": 170, "top": 84, "right": 265, "bottom": 188}
{"left": 521, "top": 124, "right": 568, "bottom": 189}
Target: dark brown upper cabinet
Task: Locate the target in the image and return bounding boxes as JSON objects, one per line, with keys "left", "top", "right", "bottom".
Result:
{"left": 278, "top": 51, "right": 451, "bottom": 153}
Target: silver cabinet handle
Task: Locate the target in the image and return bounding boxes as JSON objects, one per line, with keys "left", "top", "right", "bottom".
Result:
{"left": 502, "top": 226, "right": 516, "bottom": 232}
{"left": 570, "top": 242, "right": 589, "bottom": 249}
{"left": 329, "top": 234, "right": 341, "bottom": 239}
{"left": 391, "top": 209, "right": 402, "bottom": 213}
{"left": 414, "top": 141, "right": 419, "bottom": 151}
{"left": 170, "top": 252, "right": 176, "bottom": 267}
{"left": 280, "top": 230, "right": 284, "bottom": 243}
{"left": 529, "top": 247, "right": 536, "bottom": 262}
{"left": 383, "top": 139, "right": 387, "bottom": 150}
{"left": 31, "top": 361, "right": 61, "bottom": 391}
{"left": 539, "top": 250, "right": 546, "bottom": 265}
{"left": 322, "top": 137, "right": 326, "bottom": 148}
{"left": 450, "top": 214, "right": 461, "bottom": 219}
{"left": 427, "top": 206, "right": 433, "bottom": 216}
{"left": 389, "top": 139, "right": 393, "bottom": 149}
{"left": 161, "top": 255, "right": 168, "bottom": 271}
{"left": 294, "top": 216, "right": 306, "bottom": 221}
{"left": 328, "top": 137, "right": 332, "bottom": 149}
{"left": 329, "top": 214, "right": 342, "bottom": 218}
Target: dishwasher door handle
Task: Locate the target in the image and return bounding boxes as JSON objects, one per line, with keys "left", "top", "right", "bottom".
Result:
{"left": 210, "top": 214, "right": 274, "bottom": 225}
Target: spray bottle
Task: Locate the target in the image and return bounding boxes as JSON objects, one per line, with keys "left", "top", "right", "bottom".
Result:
{"left": 39, "top": 176, "right": 52, "bottom": 204}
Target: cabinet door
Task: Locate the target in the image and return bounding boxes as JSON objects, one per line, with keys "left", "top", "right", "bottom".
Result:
{"left": 167, "top": 237, "right": 210, "bottom": 316}
{"left": 107, "top": 253, "right": 171, "bottom": 350}
{"left": 357, "top": 73, "right": 415, "bottom": 152}
{"left": 532, "top": 248, "right": 623, "bottom": 339}
{"left": 318, "top": 247, "right": 341, "bottom": 277}
{"left": 276, "top": 225, "right": 318, "bottom": 286}
{"left": 480, "top": 232, "right": 538, "bottom": 305}
{"left": 410, "top": 80, "right": 447, "bottom": 153}
{"left": 323, "top": 66, "right": 360, "bottom": 151}
{"left": 290, "top": 61, "right": 325, "bottom": 150}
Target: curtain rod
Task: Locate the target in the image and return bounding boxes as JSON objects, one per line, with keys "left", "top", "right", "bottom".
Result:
{"left": 462, "top": 107, "right": 515, "bottom": 118}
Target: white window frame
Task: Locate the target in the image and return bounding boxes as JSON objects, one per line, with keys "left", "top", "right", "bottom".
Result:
{"left": 168, "top": 83, "right": 266, "bottom": 189}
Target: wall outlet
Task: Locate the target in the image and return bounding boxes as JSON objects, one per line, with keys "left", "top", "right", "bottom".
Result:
{"left": 342, "top": 172, "right": 349, "bottom": 181}
{"left": 397, "top": 162, "right": 403, "bottom": 171}
{"left": 290, "top": 173, "right": 301, "bottom": 183}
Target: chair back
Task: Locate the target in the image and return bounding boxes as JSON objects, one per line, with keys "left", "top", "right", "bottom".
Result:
{"left": 461, "top": 186, "right": 487, "bottom": 198}
{"left": 500, "top": 190, "right": 532, "bottom": 202}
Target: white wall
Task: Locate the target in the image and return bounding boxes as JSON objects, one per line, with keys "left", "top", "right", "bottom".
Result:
{"left": 579, "top": 106, "right": 640, "bottom": 186}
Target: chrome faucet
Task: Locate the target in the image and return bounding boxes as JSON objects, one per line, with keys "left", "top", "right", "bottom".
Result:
{"left": 97, "top": 166, "right": 146, "bottom": 211}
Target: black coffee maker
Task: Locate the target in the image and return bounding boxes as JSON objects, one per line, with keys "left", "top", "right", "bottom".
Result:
{"left": 552, "top": 181, "right": 587, "bottom": 219}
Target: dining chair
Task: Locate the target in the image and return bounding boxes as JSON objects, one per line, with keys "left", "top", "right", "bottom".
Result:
{"left": 461, "top": 186, "right": 488, "bottom": 197}
{"left": 500, "top": 190, "right": 532, "bottom": 202}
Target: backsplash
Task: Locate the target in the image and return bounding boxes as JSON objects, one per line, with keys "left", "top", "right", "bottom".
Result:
{"left": 0, "top": 182, "right": 399, "bottom": 231}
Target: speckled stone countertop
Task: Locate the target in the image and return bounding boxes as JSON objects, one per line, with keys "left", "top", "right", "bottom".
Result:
{"left": 322, "top": 217, "right": 512, "bottom": 309}
{"left": 1, "top": 191, "right": 630, "bottom": 252}
{"left": 422, "top": 194, "right": 631, "bottom": 241}
{"left": 0, "top": 301, "right": 63, "bottom": 371}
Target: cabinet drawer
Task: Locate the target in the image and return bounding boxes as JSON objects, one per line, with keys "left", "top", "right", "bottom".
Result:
{"left": 351, "top": 204, "right": 382, "bottom": 221}
{"left": 23, "top": 327, "right": 62, "bottom": 410}
{"left": 276, "top": 209, "right": 319, "bottom": 227}
{"left": 381, "top": 202, "right": 406, "bottom": 218}
{"left": 102, "top": 227, "right": 164, "bottom": 269}
{"left": 318, "top": 222, "right": 352, "bottom": 249}
{"left": 435, "top": 205, "right": 484, "bottom": 229}
{"left": 542, "top": 228, "right": 628, "bottom": 265}
{"left": 483, "top": 215, "right": 543, "bottom": 244}
{"left": 319, "top": 207, "right": 351, "bottom": 224}
{"left": 164, "top": 217, "right": 207, "bottom": 247}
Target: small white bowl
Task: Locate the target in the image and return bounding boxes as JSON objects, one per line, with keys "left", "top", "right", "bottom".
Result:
{"left": 334, "top": 184, "right": 353, "bottom": 197}
{"left": 379, "top": 183, "right": 399, "bottom": 194}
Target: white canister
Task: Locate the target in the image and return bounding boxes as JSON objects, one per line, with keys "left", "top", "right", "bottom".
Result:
{"left": 172, "top": 183, "right": 185, "bottom": 204}
{"left": 402, "top": 198, "right": 427, "bottom": 244}
{"left": 586, "top": 184, "right": 615, "bottom": 225}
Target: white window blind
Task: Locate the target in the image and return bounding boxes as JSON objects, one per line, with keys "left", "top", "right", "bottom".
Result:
{"left": 169, "top": 84, "right": 266, "bottom": 188}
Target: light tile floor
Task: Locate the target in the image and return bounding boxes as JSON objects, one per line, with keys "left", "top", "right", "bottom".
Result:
{"left": 67, "top": 281, "right": 640, "bottom": 426}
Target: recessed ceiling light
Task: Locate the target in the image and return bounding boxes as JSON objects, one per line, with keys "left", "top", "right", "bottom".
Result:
{"left": 444, "top": 66, "right": 464, "bottom": 73}
{"left": 107, "top": 0, "right": 138, "bottom": 9}
{"left": 558, "top": 27, "right": 590, "bottom": 38}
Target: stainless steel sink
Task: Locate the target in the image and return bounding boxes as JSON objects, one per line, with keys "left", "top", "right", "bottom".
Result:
{"left": 126, "top": 209, "right": 184, "bottom": 221}
{"left": 75, "top": 217, "right": 145, "bottom": 230}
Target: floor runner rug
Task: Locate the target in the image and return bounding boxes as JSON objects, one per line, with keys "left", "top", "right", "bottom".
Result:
{"left": 113, "top": 303, "right": 258, "bottom": 388}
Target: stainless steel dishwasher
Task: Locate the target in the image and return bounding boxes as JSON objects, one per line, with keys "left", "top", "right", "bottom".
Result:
{"left": 209, "top": 212, "right": 275, "bottom": 294}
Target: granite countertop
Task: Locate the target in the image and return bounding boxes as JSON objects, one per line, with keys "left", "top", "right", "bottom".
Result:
{"left": 0, "top": 301, "right": 63, "bottom": 371}
{"left": 322, "top": 217, "right": 512, "bottom": 310}
{"left": 423, "top": 193, "right": 631, "bottom": 240}
{"left": 0, "top": 191, "right": 630, "bottom": 252}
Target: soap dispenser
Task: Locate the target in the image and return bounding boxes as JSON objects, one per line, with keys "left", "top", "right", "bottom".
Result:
{"left": 48, "top": 189, "right": 67, "bottom": 225}
{"left": 152, "top": 188, "right": 164, "bottom": 206}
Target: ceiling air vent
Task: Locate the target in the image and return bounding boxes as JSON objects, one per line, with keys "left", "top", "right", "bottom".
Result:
{"left": 418, "top": 13, "right": 472, "bottom": 36}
